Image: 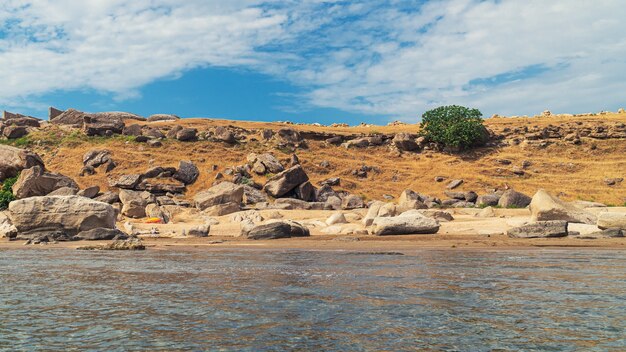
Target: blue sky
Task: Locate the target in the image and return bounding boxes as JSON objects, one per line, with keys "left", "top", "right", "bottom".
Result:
{"left": 1, "top": 1, "right": 625, "bottom": 124}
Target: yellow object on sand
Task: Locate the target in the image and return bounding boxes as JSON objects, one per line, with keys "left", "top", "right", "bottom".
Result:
{"left": 145, "top": 218, "right": 162, "bottom": 224}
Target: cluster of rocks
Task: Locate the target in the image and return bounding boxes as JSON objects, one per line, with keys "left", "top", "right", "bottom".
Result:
{"left": 507, "top": 190, "right": 625, "bottom": 239}
{"left": 496, "top": 121, "right": 626, "bottom": 148}
{"left": 0, "top": 111, "right": 43, "bottom": 139}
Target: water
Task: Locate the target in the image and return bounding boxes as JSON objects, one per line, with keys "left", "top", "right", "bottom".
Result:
{"left": 1, "top": 248, "right": 625, "bottom": 351}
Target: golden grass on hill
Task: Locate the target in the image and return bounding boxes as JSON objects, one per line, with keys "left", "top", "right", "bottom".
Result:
{"left": 22, "top": 112, "right": 626, "bottom": 206}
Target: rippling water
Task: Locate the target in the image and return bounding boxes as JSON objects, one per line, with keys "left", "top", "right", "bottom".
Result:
{"left": 1, "top": 248, "right": 625, "bottom": 351}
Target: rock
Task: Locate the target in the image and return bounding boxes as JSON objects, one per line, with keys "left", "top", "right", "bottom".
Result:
{"left": 122, "top": 124, "right": 143, "bottom": 136}
{"left": 476, "top": 194, "right": 500, "bottom": 207}
{"left": 173, "top": 160, "right": 199, "bottom": 185}
{"left": 176, "top": 128, "right": 197, "bottom": 141}
{"left": 325, "top": 136, "right": 343, "bottom": 145}
{"left": 203, "top": 202, "right": 241, "bottom": 216}
{"left": 119, "top": 190, "right": 147, "bottom": 218}
{"left": 94, "top": 192, "right": 120, "bottom": 204}
{"left": 47, "top": 186, "right": 79, "bottom": 196}
{"left": 498, "top": 189, "right": 532, "bottom": 208}
{"left": 325, "top": 196, "right": 342, "bottom": 210}
{"left": 290, "top": 154, "right": 300, "bottom": 166}
{"left": 242, "top": 185, "right": 269, "bottom": 204}
{"left": 530, "top": 190, "right": 597, "bottom": 225}
{"left": 8, "top": 196, "right": 116, "bottom": 238}
{"left": 597, "top": 212, "right": 626, "bottom": 230}
{"left": 507, "top": 220, "right": 568, "bottom": 238}
{"left": 392, "top": 133, "right": 419, "bottom": 151}
{"left": 242, "top": 220, "right": 310, "bottom": 240}
{"left": 77, "top": 238, "right": 145, "bottom": 250}
{"left": 371, "top": 213, "right": 440, "bottom": 236}
{"left": 49, "top": 108, "right": 87, "bottom": 127}
{"left": 12, "top": 166, "right": 79, "bottom": 199}
{"left": 83, "top": 115, "right": 124, "bottom": 136}
{"left": 362, "top": 201, "right": 384, "bottom": 226}
{"left": 78, "top": 186, "right": 100, "bottom": 199}
{"left": 320, "top": 177, "right": 340, "bottom": 186}
{"left": 142, "top": 127, "right": 165, "bottom": 139}
{"left": 0, "top": 211, "right": 17, "bottom": 238}
{"left": 434, "top": 176, "right": 446, "bottom": 182}
{"left": 187, "top": 225, "right": 210, "bottom": 237}
{"left": 0, "top": 145, "right": 44, "bottom": 181}
{"left": 214, "top": 126, "right": 236, "bottom": 143}
{"left": 91, "top": 111, "right": 144, "bottom": 122}
{"left": 3, "top": 126, "right": 28, "bottom": 139}
{"left": 604, "top": 178, "right": 623, "bottom": 186}
{"left": 194, "top": 182, "right": 244, "bottom": 210}
{"left": 294, "top": 181, "right": 317, "bottom": 202}
{"left": 575, "top": 228, "right": 624, "bottom": 239}
{"left": 147, "top": 139, "right": 163, "bottom": 147}
{"left": 476, "top": 206, "right": 496, "bottom": 218}
{"left": 75, "top": 228, "right": 128, "bottom": 241}
{"left": 398, "top": 189, "right": 426, "bottom": 211}
{"left": 48, "top": 107, "right": 64, "bottom": 120}
{"left": 446, "top": 179, "right": 463, "bottom": 189}
{"left": 444, "top": 191, "right": 466, "bottom": 200}
{"left": 110, "top": 174, "right": 143, "bottom": 189}
{"left": 464, "top": 191, "right": 478, "bottom": 203}
{"left": 326, "top": 212, "right": 348, "bottom": 226}
{"left": 83, "top": 150, "right": 112, "bottom": 168}
{"left": 249, "top": 153, "right": 284, "bottom": 175}
{"left": 418, "top": 210, "right": 454, "bottom": 222}
{"left": 147, "top": 114, "right": 180, "bottom": 122}
{"left": 316, "top": 185, "right": 338, "bottom": 202}
{"left": 342, "top": 195, "right": 364, "bottom": 210}
{"left": 263, "top": 165, "right": 309, "bottom": 198}
{"left": 261, "top": 129, "right": 274, "bottom": 140}
{"left": 273, "top": 198, "right": 314, "bottom": 210}
{"left": 277, "top": 128, "right": 303, "bottom": 145}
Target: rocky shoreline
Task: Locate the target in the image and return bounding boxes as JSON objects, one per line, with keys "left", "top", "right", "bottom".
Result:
{"left": 1, "top": 107, "right": 625, "bottom": 249}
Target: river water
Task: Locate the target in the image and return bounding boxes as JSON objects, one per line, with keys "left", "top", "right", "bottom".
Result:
{"left": 1, "top": 248, "right": 625, "bottom": 351}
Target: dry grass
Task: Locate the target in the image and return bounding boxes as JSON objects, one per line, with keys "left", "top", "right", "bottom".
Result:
{"left": 22, "top": 112, "right": 626, "bottom": 205}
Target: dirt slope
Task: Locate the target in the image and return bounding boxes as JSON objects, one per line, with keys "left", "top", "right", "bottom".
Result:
{"left": 19, "top": 112, "right": 626, "bottom": 205}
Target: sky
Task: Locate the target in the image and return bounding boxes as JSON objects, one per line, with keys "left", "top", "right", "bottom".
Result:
{"left": 1, "top": 0, "right": 625, "bottom": 125}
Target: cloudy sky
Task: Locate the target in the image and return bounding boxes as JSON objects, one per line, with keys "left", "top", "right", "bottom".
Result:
{"left": 1, "top": 0, "right": 624, "bottom": 124}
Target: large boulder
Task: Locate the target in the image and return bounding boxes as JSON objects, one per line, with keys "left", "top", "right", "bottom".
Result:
{"left": 476, "top": 194, "right": 500, "bottom": 207}
{"left": 498, "top": 190, "right": 531, "bottom": 208}
{"left": 397, "top": 189, "right": 427, "bottom": 211}
{"left": 49, "top": 108, "right": 87, "bottom": 127}
{"left": 176, "top": 128, "right": 197, "bottom": 141}
{"left": 242, "top": 220, "right": 310, "bottom": 240}
{"left": 263, "top": 165, "right": 309, "bottom": 198}
{"left": 294, "top": 181, "right": 317, "bottom": 202}
{"left": 83, "top": 115, "right": 124, "bottom": 136}
{"left": 119, "top": 190, "right": 147, "bottom": 218}
{"left": 8, "top": 196, "right": 116, "bottom": 238}
{"left": 3, "top": 126, "right": 28, "bottom": 139}
{"left": 0, "top": 145, "right": 44, "bottom": 181}
{"left": 214, "top": 126, "right": 236, "bottom": 144}
{"left": 597, "top": 212, "right": 626, "bottom": 230}
{"left": 12, "top": 166, "right": 79, "bottom": 199}
{"left": 173, "top": 160, "right": 199, "bottom": 185}
{"left": 507, "top": 220, "right": 568, "bottom": 238}
{"left": 529, "top": 190, "right": 597, "bottom": 225}
{"left": 194, "top": 182, "right": 244, "bottom": 210}
{"left": 342, "top": 195, "right": 364, "bottom": 209}
{"left": 371, "top": 212, "right": 439, "bottom": 236}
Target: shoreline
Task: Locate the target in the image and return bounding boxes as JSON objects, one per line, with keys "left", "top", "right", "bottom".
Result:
{"left": 3, "top": 234, "right": 625, "bottom": 252}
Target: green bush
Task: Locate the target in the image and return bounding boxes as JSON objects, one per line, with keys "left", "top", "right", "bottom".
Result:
{"left": 420, "top": 105, "right": 486, "bottom": 150}
{"left": 0, "top": 174, "right": 18, "bottom": 210}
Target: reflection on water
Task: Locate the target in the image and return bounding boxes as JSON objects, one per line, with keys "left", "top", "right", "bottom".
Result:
{"left": 1, "top": 249, "right": 625, "bottom": 351}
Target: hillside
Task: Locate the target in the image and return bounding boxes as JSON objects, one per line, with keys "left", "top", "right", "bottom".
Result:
{"left": 5, "top": 109, "right": 625, "bottom": 205}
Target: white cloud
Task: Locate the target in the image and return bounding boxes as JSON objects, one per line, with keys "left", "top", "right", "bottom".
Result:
{"left": 1, "top": 0, "right": 625, "bottom": 119}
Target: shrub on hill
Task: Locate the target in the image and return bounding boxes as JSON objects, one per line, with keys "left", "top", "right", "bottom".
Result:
{"left": 0, "top": 175, "right": 18, "bottom": 210}
{"left": 420, "top": 105, "right": 487, "bottom": 151}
